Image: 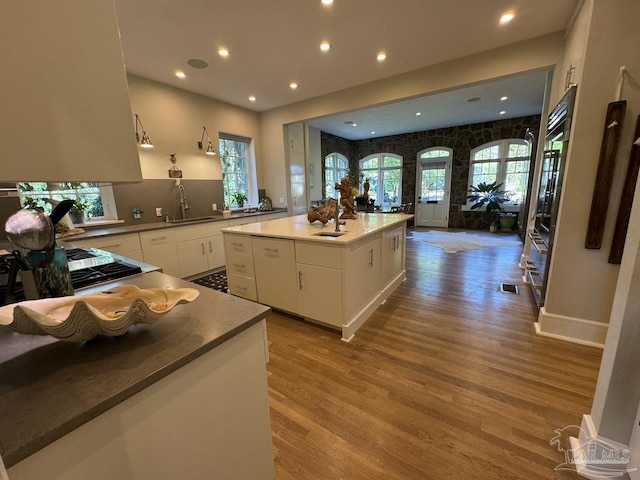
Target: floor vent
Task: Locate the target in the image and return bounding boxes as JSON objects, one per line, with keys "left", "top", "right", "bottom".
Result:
{"left": 500, "top": 283, "right": 520, "bottom": 294}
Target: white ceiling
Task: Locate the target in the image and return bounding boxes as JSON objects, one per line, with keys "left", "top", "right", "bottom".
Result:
{"left": 114, "top": 0, "right": 577, "bottom": 139}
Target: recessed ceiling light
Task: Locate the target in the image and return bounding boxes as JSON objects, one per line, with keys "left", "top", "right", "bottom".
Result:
{"left": 499, "top": 110, "right": 506, "bottom": 115}
{"left": 218, "top": 48, "right": 229, "bottom": 57}
{"left": 175, "top": 70, "right": 186, "bottom": 79}
{"left": 467, "top": 97, "right": 481, "bottom": 103}
{"left": 499, "top": 12, "right": 514, "bottom": 24}
{"left": 248, "top": 96, "right": 256, "bottom": 102}
{"left": 500, "top": 96, "right": 508, "bottom": 101}
{"left": 377, "top": 52, "right": 387, "bottom": 61}
{"left": 321, "top": 0, "right": 333, "bottom": 5}
{"left": 352, "top": 123, "right": 357, "bottom": 127}
{"left": 289, "top": 82, "right": 298, "bottom": 89}
{"left": 320, "top": 42, "right": 331, "bottom": 52}
{"left": 416, "top": 112, "right": 421, "bottom": 116}
{"left": 371, "top": 131, "right": 375, "bottom": 135}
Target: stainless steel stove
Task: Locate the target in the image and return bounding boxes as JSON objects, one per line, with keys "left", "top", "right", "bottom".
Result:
{"left": 1, "top": 247, "right": 146, "bottom": 305}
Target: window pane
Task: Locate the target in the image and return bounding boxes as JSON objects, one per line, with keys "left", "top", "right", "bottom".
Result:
{"left": 504, "top": 159, "right": 530, "bottom": 204}
{"left": 421, "top": 149, "right": 449, "bottom": 159}
{"left": 421, "top": 163, "right": 446, "bottom": 201}
{"left": 474, "top": 145, "right": 499, "bottom": 161}
{"left": 508, "top": 143, "right": 529, "bottom": 158}
{"left": 470, "top": 161, "right": 499, "bottom": 186}
{"left": 220, "top": 138, "right": 250, "bottom": 206}
{"left": 383, "top": 156, "right": 401, "bottom": 167}
{"left": 362, "top": 158, "right": 378, "bottom": 169}
{"left": 17, "top": 182, "right": 108, "bottom": 220}
{"left": 382, "top": 168, "right": 401, "bottom": 206}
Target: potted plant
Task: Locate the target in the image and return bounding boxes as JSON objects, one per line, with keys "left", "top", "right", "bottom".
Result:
{"left": 466, "top": 181, "right": 508, "bottom": 232}
{"left": 69, "top": 198, "right": 90, "bottom": 224}
{"left": 230, "top": 192, "right": 248, "bottom": 208}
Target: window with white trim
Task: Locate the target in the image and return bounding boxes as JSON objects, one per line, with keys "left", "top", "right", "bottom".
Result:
{"left": 17, "top": 182, "right": 117, "bottom": 222}
{"left": 219, "top": 133, "right": 254, "bottom": 207}
{"left": 324, "top": 153, "right": 349, "bottom": 199}
{"left": 468, "top": 139, "right": 530, "bottom": 205}
{"left": 419, "top": 148, "right": 451, "bottom": 201}
{"left": 360, "top": 153, "right": 403, "bottom": 208}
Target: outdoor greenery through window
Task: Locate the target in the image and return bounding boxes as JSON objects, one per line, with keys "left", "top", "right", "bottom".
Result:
{"left": 419, "top": 149, "right": 451, "bottom": 201}
{"left": 219, "top": 134, "right": 251, "bottom": 208}
{"left": 16, "top": 182, "right": 116, "bottom": 222}
{"left": 324, "top": 153, "right": 349, "bottom": 199}
{"left": 359, "top": 153, "right": 403, "bottom": 208}
{"left": 468, "top": 139, "right": 530, "bottom": 205}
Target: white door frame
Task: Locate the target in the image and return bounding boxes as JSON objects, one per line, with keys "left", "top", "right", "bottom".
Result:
{"left": 415, "top": 148, "right": 452, "bottom": 228}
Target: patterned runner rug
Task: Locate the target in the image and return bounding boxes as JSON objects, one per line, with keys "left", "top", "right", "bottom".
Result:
{"left": 192, "top": 269, "right": 228, "bottom": 293}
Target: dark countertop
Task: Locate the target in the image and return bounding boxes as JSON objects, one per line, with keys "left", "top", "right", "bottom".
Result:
{"left": 65, "top": 208, "right": 288, "bottom": 240}
{"left": 0, "top": 271, "right": 271, "bottom": 468}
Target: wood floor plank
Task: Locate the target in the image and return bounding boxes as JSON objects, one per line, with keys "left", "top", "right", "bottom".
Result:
{"left": 266, "top": 228, "right": 602, "bottom": 479}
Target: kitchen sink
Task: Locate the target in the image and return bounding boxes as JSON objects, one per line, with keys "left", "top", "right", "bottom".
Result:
{"left": 166, "top": 216, "right": 220, "bottom": 224}
{"left": 313, "top": 231, "right": 347, "bottom": 237}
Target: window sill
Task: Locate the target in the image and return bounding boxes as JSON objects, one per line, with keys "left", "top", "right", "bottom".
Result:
{"left": 73, "top": 219, "right": 125, "bottom": 227}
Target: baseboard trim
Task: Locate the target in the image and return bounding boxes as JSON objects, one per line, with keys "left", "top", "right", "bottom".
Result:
{"left": 534, "top": 307, "right": 607, "bottom": 348}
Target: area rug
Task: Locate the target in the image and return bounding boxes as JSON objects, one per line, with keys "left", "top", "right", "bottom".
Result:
{"left": 192, "top": 269, "right": 228, "bottom": 293}
{"left": 411, "top": 231, "right": 521, "bottom": 253}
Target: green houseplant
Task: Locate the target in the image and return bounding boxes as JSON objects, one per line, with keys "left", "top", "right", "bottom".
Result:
{"left": 69, "top": 198, "right": 90, "bottom": 224}
{"left": 466, "top": 181, "right": 508, "bottom": 232}
{"left": 230, "top": 191, "right": 248, "bottom": 208}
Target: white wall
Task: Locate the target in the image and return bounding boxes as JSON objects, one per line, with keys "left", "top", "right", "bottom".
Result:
{"left": 543, "top": 0, "right": 640, "bottom": 329}
{"left": 258, "top": 33, "right": 567, "bottom": 208}
{"left": 127, "top": 75, "right": 260, "bottom": 181}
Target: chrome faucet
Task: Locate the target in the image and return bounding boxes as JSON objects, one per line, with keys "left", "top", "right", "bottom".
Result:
{"left": 178, "top": 184, "right": 189, "bottom": 220}
{"left": 333, "top": 198, "right": 346, "bottom": 232}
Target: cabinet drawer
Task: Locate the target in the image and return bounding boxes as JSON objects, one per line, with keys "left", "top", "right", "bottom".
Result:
{"left": 70, "top": 233, "right": 141, "bottom": 254}
{"left": 227, "top": 273, "right": 257, "bottom": 301}
{"left": 174, "top": 224, "right": 211, "bottom": 243}
{"left": 226, "top": 252, "right": 255, "bottom": 277}
{"left": 295, "top": 242, "right": 341, "bottom": 269}
{"left": 224, "top": 234, "right": 253, "bottom": 255}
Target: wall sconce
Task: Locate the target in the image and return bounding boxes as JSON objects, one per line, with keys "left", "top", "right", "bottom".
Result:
{"left": 134, "top": 114, "right": 154, "bottom": 148}
{"left": 198, "top": 127, "right": 217, "bottom": 155}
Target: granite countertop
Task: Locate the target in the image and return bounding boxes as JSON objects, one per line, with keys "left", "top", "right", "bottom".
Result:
{"left": 222, "top": 212, "right": 413, "bottom": 244}
{"left": 0, "top": 271, "right": 271, "bottom": 468}
{"left": 63, "top": 208, "right": 288, "bottom": 240}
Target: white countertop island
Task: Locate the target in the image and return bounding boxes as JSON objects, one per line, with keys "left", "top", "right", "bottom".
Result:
{"left": 222, "top": 213, "right": 412, "bottom": 340}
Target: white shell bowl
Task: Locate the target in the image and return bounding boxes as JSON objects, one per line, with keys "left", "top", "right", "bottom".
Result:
{"left": 0, "top": 285, "right": 200, "bottom": 342}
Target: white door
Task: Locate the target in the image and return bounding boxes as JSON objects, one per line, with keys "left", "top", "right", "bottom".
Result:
{"left": 415, "top": 149, "right": 452, "bottom": 228}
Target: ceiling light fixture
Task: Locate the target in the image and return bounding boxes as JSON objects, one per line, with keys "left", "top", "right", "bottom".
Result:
{"left": 187, "top": 58, "right": 208, "bottom": 69}
{"left": 248, "top": 95, "right": 256, "bottom": 102}
{"left": 499, "top": 12, "right": 514, "bottom": 24}
{"left": 218, "top": 48, "right": 229, "bottom": 57}
{"left": 416, "top": 112, "right": 422, "bottom": 116}
{"left": 320, "top": 42, "right": 331, "bottom": 52}
{"left": 352, "top": 123, "right": 357, "bottom": 127}
{"left": 377, "top": 52, "right": 387, "bottom": 61}
{"left": 134, "top": 114, "right": 153, "bottom": 148}
{"left": 175, "top": 70, "right": 186, "bottom": 79}
{"left": 499, "top": 110, "right": 506, "bottom": 115}
{"left": 198, "top": 127, "right": 217, "bottom": 155}
{"left": 289, "top": 82, "right": 298, "bottom": 89}
{"left": 500, "top": 96, "right": 508, "bottom": 101}
{"left": 321, "top": 0, "right": 333, "bottom": 5}
{"left": 371, "top": 131, "right": 376, "bottom": 135}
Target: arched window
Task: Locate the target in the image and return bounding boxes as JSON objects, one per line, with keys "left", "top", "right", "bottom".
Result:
{"left": 324, "top": 153, "right": 349, "bottom": 199}
{"left": 360, "top": 153, "right": 403, "bottom": 207}
{"left": 468, "top": 139, "right": 530, "bottom": 205}
{"left": 418, "top": 147, "right": 452, "bottom": 202}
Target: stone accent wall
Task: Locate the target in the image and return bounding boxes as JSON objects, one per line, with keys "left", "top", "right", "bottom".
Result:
{"left": 321, "top": 115, "right": 541, "bottom": 229}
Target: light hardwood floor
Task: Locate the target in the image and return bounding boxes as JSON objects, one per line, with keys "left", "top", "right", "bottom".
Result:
{"left": 266, "top": 228, "right": 602, "bottom": 479}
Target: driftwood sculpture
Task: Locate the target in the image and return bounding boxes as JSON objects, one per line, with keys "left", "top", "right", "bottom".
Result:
{"left": 307, "top": 198, "right": 337, "bottom": 224}
{"left": 335, "top": 177, "right": 357, "bottom": 219}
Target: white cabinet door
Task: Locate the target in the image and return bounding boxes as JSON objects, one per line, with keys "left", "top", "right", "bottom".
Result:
{"left": 206, "top": 234, "right": 226, "bottom": 270}
{"left": 252, "top": 237, "right": 298, "bottom": 313}
{"left": 381, "top": 226, "right": 404, "bottom": 286}
{"left": 140, "top": 231, "right": 180, "bottom": 277}
{"left": 346, "top": 236, "right": 381, "bottom": 317}
{"left": 297, "top": 264, "right": 343, "bottom": 327}
{"left": 177, "top": 238, "right": 207, "bottom": 278}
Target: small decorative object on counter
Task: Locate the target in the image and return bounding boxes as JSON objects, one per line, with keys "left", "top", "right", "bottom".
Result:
{"left": 26, "top": 245, "right": 74, "bottom": 299}
{"left": 222, "top": 204, "right": 231, "bottom": 217}
{"left": 132, "top": 207, "right": 143, "bottom": 219}
{"left": 335, "top": 177, "right": 357, "bottom": 219}
{"left": 69, "top": 198, "right": 89, "bottom": 225}
{"left": 307, "top": 198, "right": 337, "bottom": 224}
{"left": 258, "top": 196, "right": 273, "bottom": 211}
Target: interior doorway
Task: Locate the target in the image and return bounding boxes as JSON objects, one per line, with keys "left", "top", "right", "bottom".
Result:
{"left": 415, "top": 148, "right": 452, "bottom": 228}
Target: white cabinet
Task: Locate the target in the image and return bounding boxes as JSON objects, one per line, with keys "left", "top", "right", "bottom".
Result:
{"left": 64, "top": 233, "right": 143, "bottom": 262}
{"left": 252, "top": 237, "right": 298, "bottom": 313}
{"left": 175, "top": 222, "right": 229, "bottom": 278}
{"left": 1, "top": 0, "right": 141, "bottom": 182}
{"left": 139, "top": 230, "right": 180, "bottom": 277}
{"left": 380, "top": 225, "right": 405, "bottom": 286}
{"left": 287, "top": 122, "right": 305, "bottom": 154}
{"left": 225, "top": 234, "right": 257, "bottom": 301}
{"left": 345, "top": 236, "right": 381, "bottom": 317}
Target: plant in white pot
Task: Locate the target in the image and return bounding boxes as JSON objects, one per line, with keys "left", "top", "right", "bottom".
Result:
{"left": 466, "top": 181, "right": 508, "bottom": 232}
{"left": 69, "top": 198, "right": 89, "bottom": 224}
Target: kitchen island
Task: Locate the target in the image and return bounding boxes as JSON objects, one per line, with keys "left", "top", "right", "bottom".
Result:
{"left": 0, "top": 271, "right": 274, "bottom": 480}
{"left": 222, "top": 212, "right": 411, "bottom": 341}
